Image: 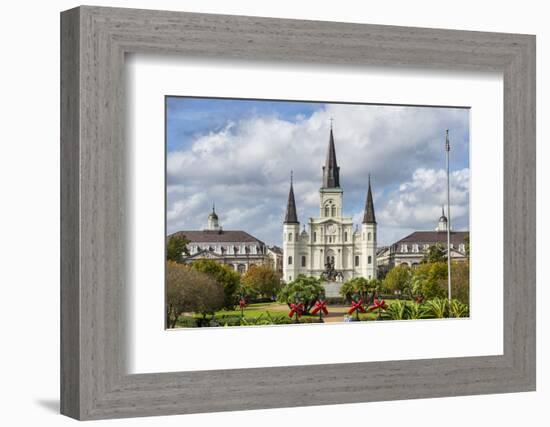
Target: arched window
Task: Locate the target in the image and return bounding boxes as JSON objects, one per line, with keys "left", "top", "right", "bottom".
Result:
{"left": 288, "top": 256, "right": 293, "bottom": 265}
{"left": 325, "top": 206, "right": 329, "bottom": 217}
{"left": 368, "top": 255, "right": 372, "bottom": 264}
{"left": 301, "top": 255, "right": 306, "bottom": 267}
{"left": 313, "top": 232, "right": 317, "bottom": 242}
{"left": 368, "top": 232, "right": 371, "bottom": 241}
{"left": 289, "top": 232, "right": 293, "bottom": 241}
{"left": 344, "top": 231, "right": 348, "bottom": 242}
{"left": 331, "top": 205, "right": 336, "bottom": 216}
{"left": 355, "top": 255, "right": 360, "bottom": 267}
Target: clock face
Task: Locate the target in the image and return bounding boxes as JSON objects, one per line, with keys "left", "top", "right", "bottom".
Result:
{"left": 327, "top": 224, "right": 337, "bottom": 234}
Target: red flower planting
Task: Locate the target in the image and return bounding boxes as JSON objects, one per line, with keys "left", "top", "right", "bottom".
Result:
{"left": 288, "top": 302, "right": 304, "bottom": 319}
{"left": 368, "top": 298, "right": 388, "bottom": 312}
{"left": 348, "top": 299, "right": 366, "bottom": 316}
{"left": 311, "top": 300, "right": 329, "bottom": 316}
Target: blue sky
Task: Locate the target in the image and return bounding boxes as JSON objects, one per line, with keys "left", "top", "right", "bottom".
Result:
{"left": 166, "top": 97, "right": 470, "bottom": 246}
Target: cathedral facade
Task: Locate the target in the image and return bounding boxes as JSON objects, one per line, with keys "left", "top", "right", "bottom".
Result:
{"left": 282, "top": 127, "right": 377, "bottom": 284}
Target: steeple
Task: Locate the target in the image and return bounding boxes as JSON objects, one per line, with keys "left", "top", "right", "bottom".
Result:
{"left": 207, "top": 202, "right": 220, "bottom": 231}
{"left": 284, "top": 171, "right": 299, "bottom": 224}
{"left": 436, "top": 205, "right": 448, "bottom": 232}
{"left": 322, "top": 124, "right": 340, "bottom": 188}
{"left": 362, "top": 175, "right": 376, "bottom": 224}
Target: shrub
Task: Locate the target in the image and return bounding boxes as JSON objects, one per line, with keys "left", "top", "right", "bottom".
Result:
{"left": 384, "top": 300, "right": 409, "bottom": 320}
{"left": 424, "top": 298, "right": 449, "bottom": 318}
{"left": 449, "top": 299, "right": 469, "bottom": 318}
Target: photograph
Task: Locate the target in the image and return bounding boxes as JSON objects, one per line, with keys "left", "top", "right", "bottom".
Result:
{"left": 165, "top": 97, "right": 471, "bottom": 328}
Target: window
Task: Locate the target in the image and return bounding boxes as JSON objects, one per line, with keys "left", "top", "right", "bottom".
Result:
{"left": 412, "top": 244, "right": 419, "bottom": 253}
{"left": 325, "top": 206, "right": 329, "bottom": 217}
{"left": 355, "top": 255, "right": 359, "bottom": 267}
{"left": 288, "top": 256, "right": 293, "bottom": 265}
{"left": 289, "top": 232, "right": 293, "bottom": 241}
{"left": 423, "top": 244, "right": 430, "bottom": 251}
{"left": 289, "top": 275, "right": 292, "bottom": 281}
{"left": 368, "top": 255, "right": 372, "bottom": 264}
{"left": 401, "top": 244, "right": 408, "bottom": 253}
{"left": 331, "top": 205, "right": 336, "bottom": 216}
{"left": 459, "top": 243, "right": 465, "bottom": 252}
{"left": 313, "top": 232, "right": 317, "bottom": 242}
{"left": 344, "top": 231, "right": 348, "bottom": 242}
{"left": 301, "top": 255, "right": 306, "bottom": 267}
{"left": 368, "top": 232, "right": 371, "bottom": 241}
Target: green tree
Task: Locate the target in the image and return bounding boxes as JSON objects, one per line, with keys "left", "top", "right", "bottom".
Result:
{"left": 410, "top": 262, "right": 448, "bottom": 300}
{"left": 191, "top": 259, "right": 240, "bottom": 309}
{"left": 166, "top": 234, "right": 190, "bottom": 263}
{"left": 241, "top": 265, "right": 282, "bottom": 299}
{"left": 277, "top": 275, "right": 324, "bottom": 314}
{"left": 423, "top": 243, "right": 446, "bottom": 264}
{"left": 340, "top": 277, "right": 380, "bottom": 303}
{"left": 383, "top": 265, "right": 411, "bottom": 295}
{"left": 451, "top": 261, "right": 470, "bottom": 305}
{"left": 165, "top": 262, "right": 224, "bottom": 328}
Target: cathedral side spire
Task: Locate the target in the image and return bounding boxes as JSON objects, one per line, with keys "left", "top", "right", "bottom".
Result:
{"left": 322, "top": 125, "right": 340, "bottom": 188}
{"left": 362, "top": 175, "right": 376, "bottom": 224}
{"left": 284, "top": 171, "right": 299, "bottom": 224}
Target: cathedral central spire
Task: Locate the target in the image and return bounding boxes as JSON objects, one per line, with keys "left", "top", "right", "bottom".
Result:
{"left": 284, "top": 171, "right": 299, "bottom": 224}
{"left": 363, "top": 175, "right": 376, "bottom": 224}
{"left": 322, "top": 125, "right": 340, "bottom": 188}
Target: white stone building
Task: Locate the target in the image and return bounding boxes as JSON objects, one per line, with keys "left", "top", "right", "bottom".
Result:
{"left": 282, "top": 127, "right": 377, "bottom": 285}
{"left": 376, "top": 207, "right": 469, "bottom": 274}
{"left": 172, "top": 206, "right": 271, "bottom": 274}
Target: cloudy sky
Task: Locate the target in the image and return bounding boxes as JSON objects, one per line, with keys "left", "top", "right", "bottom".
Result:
{"left": 166, "top": 97, "right": 470, "bottom": 247}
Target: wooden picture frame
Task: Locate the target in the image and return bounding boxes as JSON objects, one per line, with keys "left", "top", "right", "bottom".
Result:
{"left": 60, "top": 5, "right": 536, "bottom": 420}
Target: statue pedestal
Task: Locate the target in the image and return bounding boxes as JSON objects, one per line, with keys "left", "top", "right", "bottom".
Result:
{"left": 322, "top": 281, "right": 342, "bottom": 299}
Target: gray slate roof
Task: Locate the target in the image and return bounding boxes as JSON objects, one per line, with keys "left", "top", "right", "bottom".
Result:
{"left": 170, "top": 230, "right": 265, "bottom": 245}
{"left": 394, "top": 231, "right": 469, "bottom": 246}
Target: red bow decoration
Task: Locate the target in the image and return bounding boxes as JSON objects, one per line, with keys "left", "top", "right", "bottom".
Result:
{"left": 288, "top": 302, "right": 304, "bottom": 318}
{"left": 311, "top": 300, "right": 329, "bottom": 316}
{"left": 348, "top": 299, "right": 366, "bottom": 315}
{"left": 368, "top": 298, "right": 388, "bottom": 312}
{"left": 239, "top": 298, "right": 247, "bottom": 309}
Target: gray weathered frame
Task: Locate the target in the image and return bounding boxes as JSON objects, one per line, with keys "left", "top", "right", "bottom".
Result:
{"left": 60, "top": 5, "right": 536, "bottom": 420}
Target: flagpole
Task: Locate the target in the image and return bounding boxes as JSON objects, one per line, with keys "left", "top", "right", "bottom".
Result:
{"left": 445, "top": 129, "right": 452, "bottom": 302}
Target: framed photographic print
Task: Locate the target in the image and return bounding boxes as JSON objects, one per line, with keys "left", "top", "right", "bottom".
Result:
{"left": 61, "top": 5, "right": 536, "bottom": 420}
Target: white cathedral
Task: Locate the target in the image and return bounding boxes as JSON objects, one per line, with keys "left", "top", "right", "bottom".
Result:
{"left": 282, "top": 127, "right": 377, "bottom": 286}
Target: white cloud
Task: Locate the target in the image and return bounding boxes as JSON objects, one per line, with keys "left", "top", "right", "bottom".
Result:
{"left": 166, "top": 103, "right": 469, "bottom": 247}
{"left": 377, "top": 167, "right": 470, "bottom": 245}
